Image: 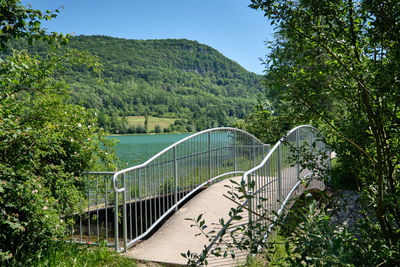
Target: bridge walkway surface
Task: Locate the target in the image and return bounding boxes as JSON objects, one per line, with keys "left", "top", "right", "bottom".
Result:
{"left": 123, "top": 176, "right": 249, "bottom": 266}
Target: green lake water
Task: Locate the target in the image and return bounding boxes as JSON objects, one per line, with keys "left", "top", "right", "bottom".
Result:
{"left": 109, "top": 133, "right": 190, "bottom": 167}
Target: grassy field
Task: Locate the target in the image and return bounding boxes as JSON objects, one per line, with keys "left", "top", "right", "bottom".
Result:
{"left": 125, "top": 116, "right": 176, "bottom": 132}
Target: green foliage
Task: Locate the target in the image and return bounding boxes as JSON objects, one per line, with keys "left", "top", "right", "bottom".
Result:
{"left": 246, "top": 0, "right": 400, "bottom": 262}
{"left": 280, "top": 198, "right": 355, "bottom": 266}
{"left": 9, "top": 241, "right": 137, "bottom": 267}
{"left": 183, "top": 179, "right": 359, "bottom": 266}
{"left": 144, "top": 115, "right": 149, "bottom": 133}
{"left": 0, "top": 0, "right": 68, "bottom": 50}
{"left": 7, "top": 36, "right": 263, "bottom": 133}
{"left": 0, "top": 49, "right": 116, "bottom": 263}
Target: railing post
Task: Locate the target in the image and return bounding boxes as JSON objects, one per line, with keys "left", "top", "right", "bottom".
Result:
{"left": 208, "top": 131, "right": 212, "bottom": 180}
{"left": 174, "top": 146, "right": 178, "bottom": 211}
{"left": 114, "top": 175, "right": 119, "bottom": 251}
{"left": 122, "top": 173, "right": 127, "bottom": 251}
{"left": 138, "top": 169, "right": 142, "bottom": 235}
{"left": 277, "top": 145, "right": 282, "bottom": 203}
{"left": 262, "top": 143, "right": 265, "bottom": 158}
{"left": 233, "top": 132, "right": 237, "bottom": 172}
{"left": 247, "top": 176, "right": 253, "bottom": 231}
{"left": 253, "top": 139, "right": 256, "bottom": 168}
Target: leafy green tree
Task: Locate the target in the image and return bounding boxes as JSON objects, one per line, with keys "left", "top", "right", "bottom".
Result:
{"left": 154, "top": 124, "right": 161, "bottom": 133}
{"left": 144, "top": 114, "right": 149, "bottom": 133}
{"left": 0, "top": 48, "right": 116, "bottom": 264}
{"left": 0, "top": 0, "right": 67, "bottom": 49}
{"left": 248, "top": 0, "right": 400, "bottom": 263}
{"left": 0, "top": 1, "right": 116, "bottom": 263}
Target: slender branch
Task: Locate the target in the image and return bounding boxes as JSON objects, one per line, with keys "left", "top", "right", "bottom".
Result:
{"left": 293, "top": 87, "right": 377, "bottom": 163}
{"left": 222, "top": 194, "right": 301, "bottom": 236}
{"left": 348, "top": 0, "right": 360, "bottom": 62}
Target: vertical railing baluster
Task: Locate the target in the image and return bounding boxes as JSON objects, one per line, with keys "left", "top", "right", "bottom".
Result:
{"left": 253, "top": 139, "right": 256, "bottom": 168}
{"left": 105, "top": 175, "right": 108, "bottom": 242}
{"left": 174, "top": 146, "right": 178, "bottom": 211}
{"left": 208, "top": 131, "right": 212, "bottom": 181}
{"left": 138, "top": 169, "right": 142, "bottom": 236}
{"left": 114, "top": 174, "right": 119, "bottom": 251}
{"left": 247, "top": 175, "right": 253, "bottom": 230}
{"left": 134, "top": 171, "right": 138, "bottom": 241}
{"left": 149, "top": 166, "right": 152, "bottom": 226}
{"left": 233, "top": 131, "right": 237, "bottom": 172}
{"left": 310, "top": 130, "right": 314, "bottom": 168}
{"left": 122, "top": 173, "right": 127, "bottom": 251}
{"left": 87, "top": 175, "right": 91, "bottom": 243}
{"left": 96, "top": 175, "right": 99, "bottom": 242}
{"left": 157, "top": 161, "right": 161, "bottom": 223}
{"left": 129, "top": 173, "right": 132, "bottom": 241}
{"left": 277, "top": 145, "right": 282, "bottom": 203}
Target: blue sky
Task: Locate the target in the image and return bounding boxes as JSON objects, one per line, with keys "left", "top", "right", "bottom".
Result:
{"left": 22, "top": 0, "right": 274, "bottom": 74}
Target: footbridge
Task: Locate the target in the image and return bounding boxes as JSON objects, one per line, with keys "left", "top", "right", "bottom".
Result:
{"left": 69, "top": 126, "right": 330, "bottom": 265}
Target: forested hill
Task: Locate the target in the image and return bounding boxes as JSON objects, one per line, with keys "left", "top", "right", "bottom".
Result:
{"left": 9, "top": 35, "right": 263, "bottom": 132}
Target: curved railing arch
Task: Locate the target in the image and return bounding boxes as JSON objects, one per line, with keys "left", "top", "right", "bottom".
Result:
{"left": 195, "top": 125, "right": 331, "bottom": 263}
{"left": 112, "top": 127, "right": 270, "bottom": 251}
{"left": 243, "top": 125, "right": 330, "bottom": 241}
{"left": 112, "top": 127, "right": 264, "bottom": 193}
{"left": 68, "top": 126, "right": 330, "bottom": 253}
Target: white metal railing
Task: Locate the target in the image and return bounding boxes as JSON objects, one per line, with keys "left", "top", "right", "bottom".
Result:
{"left": 194, "top": 125, "right": 330, "bottom": 264}
{"left": 243, "top": 125, "right": 329, "bottom": 244}
{"left": 69, "top": 126, "right": 330, "bottom": 253}
{"left": 68, "top": 172, "right": 116, "bottom": 247}
{"left": 112, "top": 127, "right": 268, "bottom": 251}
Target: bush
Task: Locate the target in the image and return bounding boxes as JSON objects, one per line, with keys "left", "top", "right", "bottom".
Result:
{"left": 154, "top": 124, "right": 162, "bottom": 133}
{"left": 0, "top": 50, "right": 116, "bottom": 263}
{"left": 9, "top": 241, "right": 137, "bottom": 266}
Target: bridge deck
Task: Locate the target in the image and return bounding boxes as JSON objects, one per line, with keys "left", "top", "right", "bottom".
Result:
{"left": 123, "top": 176, "right": 249, "bottom": 266}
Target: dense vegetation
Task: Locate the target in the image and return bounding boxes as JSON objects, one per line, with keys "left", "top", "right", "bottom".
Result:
{"left": 0, "top": 1, "right": 122, "bottom": 264}
{"left": 185, "top": 0, "right": 398, "bottom": 265}
{"left": 9, "top": 36, "right": 263, "bottom": 133}
{"left": 239, "top": 0, "right": 399, "bottom": 265}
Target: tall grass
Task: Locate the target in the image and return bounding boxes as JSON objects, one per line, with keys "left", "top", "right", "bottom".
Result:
{"left": 8, "top": 242, "right": 137, "bottom": 267}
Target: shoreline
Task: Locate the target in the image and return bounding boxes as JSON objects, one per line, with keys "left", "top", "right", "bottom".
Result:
{"left": 108, "top": 131, "right": 195, "bottom": 137}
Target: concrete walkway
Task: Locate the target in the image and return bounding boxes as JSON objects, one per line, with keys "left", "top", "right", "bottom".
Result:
{"left": 123, "top": 176, "right": 248, "bottom": 266}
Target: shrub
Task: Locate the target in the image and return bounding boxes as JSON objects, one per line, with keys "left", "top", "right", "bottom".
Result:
{"left": 0, "top": 50, "right": 116, "bottom": 263}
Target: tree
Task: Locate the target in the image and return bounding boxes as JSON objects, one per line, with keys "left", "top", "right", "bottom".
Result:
{"left": 0, "top": 0, "right": 67, "bottom": 49}
{"left": 144, "top": 114, "right": 149, "bottom": 133}
{"left": 248, "top": 0, "right": 400, "bottom": 263}
{"left": 0, "top": 1, "right": 116, "bottom": 263}
{"left": 154, "top": 124, "right": 162, "bottom": 133}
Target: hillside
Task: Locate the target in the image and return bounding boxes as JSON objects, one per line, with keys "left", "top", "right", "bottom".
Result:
{"left": 8, "top": 36, "right": 262, "bottom": 133}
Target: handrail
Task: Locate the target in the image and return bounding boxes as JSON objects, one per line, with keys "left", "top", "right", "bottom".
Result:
{"left": 112, "top": 127, "right": 264, "bottom": 193}
{"left": 242, "top": 124, "right": 329, "bottom": 253}
{"left": 242, "top": 125, "right": 323, "bottom": 183}
{"left": 71, "top": 126, "right": 329, "bottom": 254}
{"left": 111, "top": 127, "right": 268, "bottom": 251}
{"left": 196, "top": 125, "right": 329, "bottom": 262}
{"left": 126, "top": 170, "right": 246, "bottom": 249}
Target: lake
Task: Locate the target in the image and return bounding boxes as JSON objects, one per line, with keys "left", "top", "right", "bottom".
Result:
{"left": 109, "top": 133, "right": 191, "bottom": 167}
